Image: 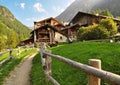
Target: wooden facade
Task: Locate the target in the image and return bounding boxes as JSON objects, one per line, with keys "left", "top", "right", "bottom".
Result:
{"left": 69, "top": 12, "right": 120, "bottom": 27}
{"left": 63, "top": 11, "right": 120, "bottom": 42}
{"left": 33, "top": 17, "right": 65, "bottom": 44}
{"left": 32, "top": 24, "right": 57, "bottom": 43}
{"left": 34, "top": 17, "right": 64, "bottom": 31}
{"left": 61, "top": 24, "right": 80, "bottom": 42}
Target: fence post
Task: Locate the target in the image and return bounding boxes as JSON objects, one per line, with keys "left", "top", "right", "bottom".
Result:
{"left": 88, "top": 59, "right": 101, "bottom": 85}
{"left": 25, "top": 45, "right": 28, "bottom": 51}
{"left": 44, "top": 50, "right": 52, "bottom": 82}
{"left": 18, "top": 46, "right": 21, "bottom": 55}
{"left": 9, "top": 48, "right": 13, "bottom": 60}
{"left": 40, "top": 43, "right": 52, "bottom": 82}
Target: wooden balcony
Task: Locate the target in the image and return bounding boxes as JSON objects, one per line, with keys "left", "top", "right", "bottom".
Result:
{"left": 38, "top": 31, "right": 49, "bottom": 34}
{"left": 38, "top": 38, "right": 50, "bottom": 42}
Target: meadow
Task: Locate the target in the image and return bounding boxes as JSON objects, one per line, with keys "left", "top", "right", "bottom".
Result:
{"left": 31, "top": 42, "right": 120, "bottom": 85}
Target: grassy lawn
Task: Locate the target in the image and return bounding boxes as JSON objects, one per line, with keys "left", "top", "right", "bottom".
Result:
{"left": 31, "top": 42, "right": 120, "bottom": 85}
{"left": 0, "top": 52, "right": 9, "bottom": 62}
{"left": 0, "top": 47, "right": 27, "bottom": 62}
{"left": 0, "top": 48, "right": 37, "bottom": 84}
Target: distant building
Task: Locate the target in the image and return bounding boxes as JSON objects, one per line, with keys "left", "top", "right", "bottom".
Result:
{"left": 20, "top": 11, "right": 120, "bottom": 45}
{"left": 61, "top": 11, "right": 120, "bottom": 41}
{"left": 69, "top": 11, "right": 120, "bottom": 27}
{"left": 32, "top": 17, "right": 67, "bottom": 45}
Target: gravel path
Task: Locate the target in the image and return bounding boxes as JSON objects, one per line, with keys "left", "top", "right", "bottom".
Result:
{"left": 2, "top": 53, "right": 37, "bottom": 85}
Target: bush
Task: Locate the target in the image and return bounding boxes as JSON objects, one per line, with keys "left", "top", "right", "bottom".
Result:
{"left": 78, "top": 18, "right": 118, "bottom": 40}
{"left": 100, "top": 18, "right": 117, "bottom": 36}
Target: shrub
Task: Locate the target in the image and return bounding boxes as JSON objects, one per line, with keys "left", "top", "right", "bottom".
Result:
{"left": 100, "top": 18, "right": 117, "bottom": 36}
{"left": 78, "top": 18, "right": 118, "bottom": 40}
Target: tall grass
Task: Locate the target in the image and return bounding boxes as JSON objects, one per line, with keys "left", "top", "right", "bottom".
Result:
{"left": 31, "top": 42, "right": 120, "bottom": 85}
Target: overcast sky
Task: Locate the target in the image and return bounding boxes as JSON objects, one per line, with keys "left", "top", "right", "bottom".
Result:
{"left": 0, "top": 0, "right": 75, "bottom": 27}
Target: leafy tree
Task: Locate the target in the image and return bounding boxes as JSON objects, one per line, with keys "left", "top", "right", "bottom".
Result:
{"left": 6, "top": 29, "right": 18, "bottom": 48}
{"left": 78, "top": 24, "right": 109, "bottom": 40}
{"left": 100, "top": 18, "right": 117, "bottom": 36}
{"left": 78, "top": 18, "right": 117, "bottom": 40}
{"left": 0, "top": 35, "right": 7, "bottom": 51}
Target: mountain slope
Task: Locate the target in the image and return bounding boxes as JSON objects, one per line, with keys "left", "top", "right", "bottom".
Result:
{"left": 92, "top": 0, "right": 120, "bottom": 16}
{"left": 0, "top": 5, "right": 31, "bottom": 41}
{"left": 56, "top": 0, "right": 120, "bottom": 22}
{"left": 0, "top": 5, "right": 31, "bottom": 50}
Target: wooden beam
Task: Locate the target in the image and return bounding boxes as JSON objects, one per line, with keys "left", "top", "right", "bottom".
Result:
{"left": 45, "top": 73, "right": 60, "bottom": 85}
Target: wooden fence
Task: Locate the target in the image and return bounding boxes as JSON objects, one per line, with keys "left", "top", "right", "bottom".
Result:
{"left": 0, "top": 45, "right": 34, "bottom": 66}
{"left": 40, "top": 43, "right": 120, "bottom": 85}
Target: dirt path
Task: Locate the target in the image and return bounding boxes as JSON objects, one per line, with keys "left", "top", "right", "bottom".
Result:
{"left": 2, "top": 53, "right": 37, "bottom": 85}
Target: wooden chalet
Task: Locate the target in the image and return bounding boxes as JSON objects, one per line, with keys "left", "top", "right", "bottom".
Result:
{"left": 32, "top": 17, "right": 66, "bottom": 44}
{"left": 61, "top": 11, "right": 120, "bottom": 42}
{"left": 69, "top": 11, "right": 120, "bottom": 27}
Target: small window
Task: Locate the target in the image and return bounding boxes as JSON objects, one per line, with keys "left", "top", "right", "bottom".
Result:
{"left": 60, "top": 36, "right": 62, "bottom": 40}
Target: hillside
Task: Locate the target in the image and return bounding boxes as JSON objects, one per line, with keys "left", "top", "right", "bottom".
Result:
{"left": 0, "top": 5, "right": 31, "bottom": 50}
{"left": 31, "top": 42, "right": 120, "bottom": 85}
{"left": 0, "top": 5, "right": 31, "bottom": 40}
{"left": 56, "top": 0, "right": 120, "bottom": 22}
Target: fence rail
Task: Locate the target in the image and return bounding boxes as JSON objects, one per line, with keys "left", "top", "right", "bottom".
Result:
{"left": 40, "top": 43, "right": 120, "bottom": 85}
{"left": 0, "top": 50, "right": 9, "bottom": 56}
{"left": 0, "top": 45, "right": 34, "bottom": 66}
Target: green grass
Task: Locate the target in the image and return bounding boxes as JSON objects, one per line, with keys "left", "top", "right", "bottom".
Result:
{"left": 31, "top": 42, "right": 120, "bottom": 85}
{"left": 0, "top": 49, "right": 20, "bottom": 62}
{"left": 0, "top": 52, "right": 9, "bottom": 61}
{"left": 0, "top": 47, "right": 26, "bottom": 62}
{"left": 0, "top": 48, "right": 37, "bottom": 84}
{"left": 30, "top": 54, "right": 48, "bottom": 85}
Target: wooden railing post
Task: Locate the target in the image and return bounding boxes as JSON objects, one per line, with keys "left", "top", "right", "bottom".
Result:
{"left": 18, "top": 46, "right": 21, "bottom": 55}
{"left": 40, "top": 43, "right": 46, "bottom": 68}
{"left": 25, "top": 45, "right": 28, "bottom": 51}
{"left": 40, "top": 43, "right": 52, "bottom": 82}
{"left": 44, "top": 50, "right": 52, "bottom": 82}
{"left": 9, "top": 48, "right": 13, "bottom": 60}
{"left": 88, "top": 59, "right": 101, "bottom": 85}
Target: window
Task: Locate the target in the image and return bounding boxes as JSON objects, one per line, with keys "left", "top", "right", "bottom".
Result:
{"left": 60, "top": 36, "right": 62, "bottom": 40}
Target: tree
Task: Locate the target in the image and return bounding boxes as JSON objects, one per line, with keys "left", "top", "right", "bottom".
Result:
{"left": 78, "top": 18, "right": 118, "bottom": 40}
{"left": 6, "top": 29, "right": 18, "bottom": 48}
{"left": 0, "top": 35, "right": 7, "bottom": 51}
{"left": 100, "top": 18, "right": 117, "bottom": 37}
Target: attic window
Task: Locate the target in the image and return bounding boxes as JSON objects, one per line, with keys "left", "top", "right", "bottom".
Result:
{"left": 60, "top": 36, "right": 62, "bottom": 40}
